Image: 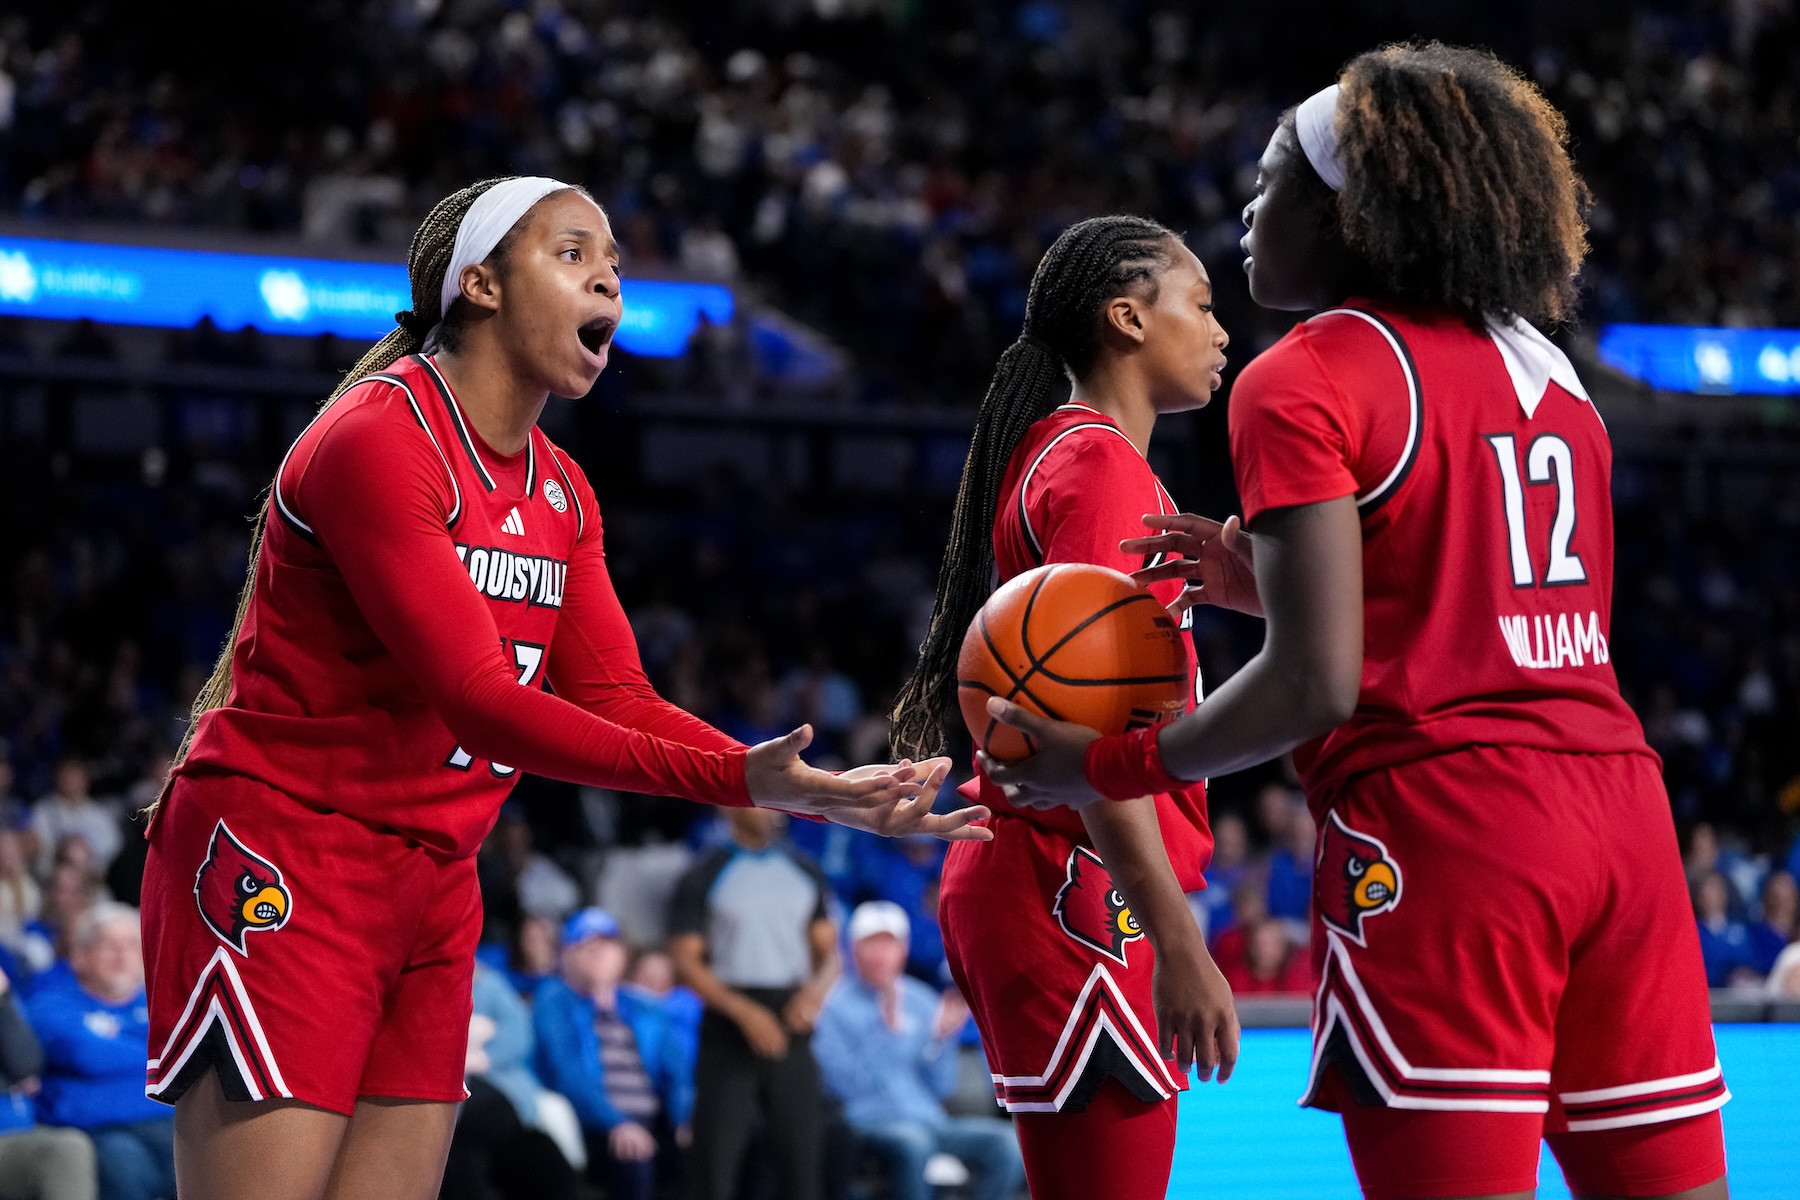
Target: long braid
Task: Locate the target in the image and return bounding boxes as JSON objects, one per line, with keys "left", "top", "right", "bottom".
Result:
{"left": 890, "top": 215, "right": 1178, "bottom": 759}
{"left": 153, "top": 177, "right": 516, "bottom": 813}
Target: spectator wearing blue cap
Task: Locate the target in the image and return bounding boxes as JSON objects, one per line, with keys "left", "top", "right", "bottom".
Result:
{"left": 814, "top": 902, "right": 1023, "bottom": 1200}
{"left": 533, "top": 908, "right": 693, "bottom": 1200}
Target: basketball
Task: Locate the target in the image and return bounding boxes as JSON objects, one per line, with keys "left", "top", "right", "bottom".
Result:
{"left": 957, "top": 563, "right": 1189, "bottom": 762}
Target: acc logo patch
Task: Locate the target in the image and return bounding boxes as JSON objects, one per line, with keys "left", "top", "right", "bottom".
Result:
{"left": 1316, "top": 810, "right": 1401, "bottom": 945}
{"left": 1053, "top": 846, "right": 1143, "bottom": 966}
{"left": 542, "top": 478, "right": 568, "bottom": 513}
{"left": 194, "top": 821, "right": 293, "bottom": 955}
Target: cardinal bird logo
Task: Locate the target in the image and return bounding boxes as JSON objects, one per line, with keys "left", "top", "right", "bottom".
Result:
{"left": 1315, "top": 810, "right": 1401, "bottom": 945}
{"left": 194, "top": 822, "right": 292, "bottom": 955}
{"left": 1054, "top": 847, "right": 1143, "bottom": 966}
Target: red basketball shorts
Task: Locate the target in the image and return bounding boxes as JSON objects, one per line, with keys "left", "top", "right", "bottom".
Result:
{"left": 1305, "top": 745, "right": 1727, "bottom": 1191}
{"left": 940, "top": 815, "right": 1187, "bottom": 1114}
{"left": 141, "top": 772, "right": 480, "bottom": 1116}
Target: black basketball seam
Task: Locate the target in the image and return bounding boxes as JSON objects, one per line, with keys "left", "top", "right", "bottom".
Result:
{"left": 1013, "top": 590, "right": 1172, "bottom": 698}
{"left": 975, "top": 606, "right": 1069, "bottom": 720}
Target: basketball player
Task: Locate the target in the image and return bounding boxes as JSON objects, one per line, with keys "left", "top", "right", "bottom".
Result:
{"left": 140, "top": 177, "right": 988, "bottom": 1200}
{"left": 981, "top": 45, "right": 1727, "bottom": 1200}
{"left": 891, "top": 216, "right": 1237, "bottom": 1200}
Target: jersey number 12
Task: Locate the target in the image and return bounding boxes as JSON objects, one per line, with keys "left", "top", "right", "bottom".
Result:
{"left": 1485, "top": 434, "right": 1587, "bottom": 588}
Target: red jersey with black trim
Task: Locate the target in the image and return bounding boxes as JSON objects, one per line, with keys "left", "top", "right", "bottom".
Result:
{"left": 972, "top": 402, "right": 1213, "bottom": 889}
{"left": 175, "top": 354, "right": 747, "bottom": 860}
{"left": 1228, "top": 301, "right": 1652, "bottom": 805}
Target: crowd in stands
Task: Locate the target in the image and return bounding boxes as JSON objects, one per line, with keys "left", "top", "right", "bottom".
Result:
{"left": 5, "top": 2, "right": 1800, "bottom": 387}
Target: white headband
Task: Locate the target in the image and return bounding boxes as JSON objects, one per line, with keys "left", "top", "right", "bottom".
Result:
{"left": 1294, "top": 84, "right": 1346, "bottom": 192}
{"left": 437, "top": 176, "right": 574, "bottom": 318}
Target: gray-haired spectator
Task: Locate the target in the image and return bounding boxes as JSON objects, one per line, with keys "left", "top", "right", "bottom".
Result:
{"left": 0, "top": 961, "right": 96, "bottom": 1200}
{"left": 27, "top": 904, "right": 171, "bottom": 1200}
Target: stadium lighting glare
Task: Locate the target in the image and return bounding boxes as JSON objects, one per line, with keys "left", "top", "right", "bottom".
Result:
{"left": 1599, "top": 323, "right": 1800, "bottom": 395}
{"left": 0, "top": 234, "right": 733, "bottom": 358}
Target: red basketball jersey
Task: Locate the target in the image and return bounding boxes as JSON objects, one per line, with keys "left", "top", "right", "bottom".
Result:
{"left": 972, "top": 402, "right": 1212, "bottom": 888}
{"left": 1229, "top": 301, "right": 1652, "bottom": 804}
{"left": 175, "top": 354, "right": 744, "bottom": 859}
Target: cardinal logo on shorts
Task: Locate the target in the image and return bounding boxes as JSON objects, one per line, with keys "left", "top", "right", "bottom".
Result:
{"left": 1054, "top": 847, "right": 1143, "bottom": 966}
{"left": 194, "top": 822, "right": 292, "bottom": 955}
{"left": 1316, "top": 810, "right": 1401, "bottom": 945}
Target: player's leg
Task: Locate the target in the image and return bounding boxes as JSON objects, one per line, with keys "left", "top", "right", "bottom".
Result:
{"left": 320, "top": 1098, "right": 458, "bottom": 1200}
{"left": 1548, "top": 1113, "right": 1728, "bottom": 1200}
{"left": 173, "top": 1069, "right": 350, "bottom": 1200}
{"left": 1330, "top": 1072, "right": 1539, "bottom": 1199}
{"left": 1012, "top": 1079, "right": 1177, "bottom": 1200}
{"left": 1542, "top": 754, "right": 1727, "bottom": 1200}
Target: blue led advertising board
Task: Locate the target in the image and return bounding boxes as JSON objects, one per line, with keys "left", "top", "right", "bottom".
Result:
{"left": 1598, "top": 323, "right": 1800, "bottom": 395}
{"left": 0, "top": 234, "right": 731, "bottom": 358}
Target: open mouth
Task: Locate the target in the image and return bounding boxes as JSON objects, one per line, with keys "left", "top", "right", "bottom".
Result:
{"left": 577, "top": 316, "right": 616, "bottom": 357}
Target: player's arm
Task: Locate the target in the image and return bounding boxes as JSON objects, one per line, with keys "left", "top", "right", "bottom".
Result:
{"left": 299, "top": 406, "right": 955, "bottom": 827}
{"left": 1082, "top": 799, "right": 1238, "bottom": 1082}
{"left": 544, "top": 478, "right": 739, "bottom": 753}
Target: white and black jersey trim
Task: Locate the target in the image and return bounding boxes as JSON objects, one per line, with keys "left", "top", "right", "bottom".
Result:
{"left": 271, "top": 373, "right": 463, "bottom": 542}
{"left": 417, "top": 355, "right": 497, "bottom": 492}
{"left": 1309, "top": 308, "right": 1423, "bottom": 517}
{"left": 1018, "top": 406, "right": 1150, "bottom": 565}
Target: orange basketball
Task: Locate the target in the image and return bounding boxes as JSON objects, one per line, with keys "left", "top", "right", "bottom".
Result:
{"left": 957, "top": 563, "right": 1188, "bottom": 762}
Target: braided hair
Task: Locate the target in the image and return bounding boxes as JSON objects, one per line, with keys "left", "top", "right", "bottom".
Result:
{"left": 156, "top": 176, "right": 581, "bottom": 810}
{"left": 890, "top": 215, "right": 1179, "bottom": 760}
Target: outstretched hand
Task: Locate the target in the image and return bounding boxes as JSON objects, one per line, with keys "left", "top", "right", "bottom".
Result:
{"left": 745, "top": 729, "right": 991, "bottom": 841}
{"left": 1122, "top": 512, "right": 1262, "bottom": 618}
{"left": 973, "top": 697, "right": 1105, "bottom": 812}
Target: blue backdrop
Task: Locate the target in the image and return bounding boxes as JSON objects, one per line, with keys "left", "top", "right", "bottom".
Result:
{"left": 1170, "top": 1024, "right": 1796, "bottom": 1198}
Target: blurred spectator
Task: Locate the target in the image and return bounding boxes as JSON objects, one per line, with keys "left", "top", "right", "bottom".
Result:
{"left": 1208, "top": 881, "right": 1270, "bottom": 967}
{"left": 0, "top": 832, "right": 41, "bottom": 960}
{"left": 493, "top": 811, "right": 581, "bottom": 924}
{"left": 670, "top": 808, "right": 837, "bottom": 1200}
{"left": 1218, "top": 919, "right": 1312, "bottom": 996}
{"left": 441, "top": 961, "right": 579, "bottom": 1200}
{"left": 1746, "top": 870, "right": 1797, "bottom": 977}
{"left": 1264, "top": 798, "right": 1315, "bottom": 934}
{"left": 508, "top": 915, "right": 561, "bottom": 997}
{"left": 0, "top": 756, "right": 29, "bottom": 833}
{"left": 0, "top": 964, "right": 97, "bottom": 1200}
{"left": 1767, "top": 941, "right": 1800, "bottom": 998}
{"left": 31, "top": 763, "right": 120, "bottom": 879}
{"left": 1693, "top": 872, "right": 1758, "bottom": 987}
{"left": 1196, "top": 812, "right": 1252, "bottom": 939}
{"left": 626, "top": 948, "right": 704, "bottom": 1071}
{"left": 27, "top": 903, "right": 172, "bottom": 1200}
{"left": 534, "top": 909, "right": 691, "bottom": 1200}
{"left": 813, "top": 902, "right": 1023, "bottom": 1200}
{"left": 865, "top": 838, "right": 948, "bottom": 984}
{"left": 25, "top": 865, "right": 103, "bottom": 981}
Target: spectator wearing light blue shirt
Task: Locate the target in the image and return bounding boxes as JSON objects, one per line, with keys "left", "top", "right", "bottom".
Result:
{"left": 814, "top": 902, "right": 1022, "bottom": 1200}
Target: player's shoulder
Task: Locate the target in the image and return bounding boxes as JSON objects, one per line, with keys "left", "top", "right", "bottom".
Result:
{"left": 1235, "top": 305, "right": 1414, "bottom": 409}
{"left": 1023, "top": 405, "right": 1150, "bottom": 479}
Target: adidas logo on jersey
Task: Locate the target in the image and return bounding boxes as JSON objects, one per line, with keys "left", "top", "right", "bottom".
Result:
{"left": 501, "top": 507, "right": 525, "bottom": 537}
